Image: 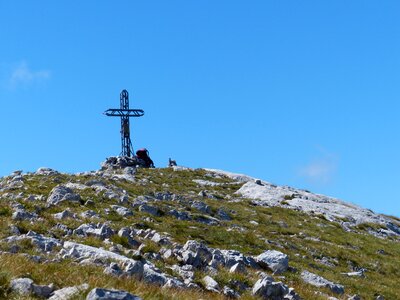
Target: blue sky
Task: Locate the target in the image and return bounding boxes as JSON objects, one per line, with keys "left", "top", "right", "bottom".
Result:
{"left": 1, "top": 1, "right": 399, "bottom": 216}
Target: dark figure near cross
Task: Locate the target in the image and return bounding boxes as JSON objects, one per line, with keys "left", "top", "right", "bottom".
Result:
{"left": 104, "top": 90, "right": 144, "bottom": 157}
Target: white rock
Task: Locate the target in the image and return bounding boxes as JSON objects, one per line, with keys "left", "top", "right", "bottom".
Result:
{"left": 229, "top": 262, "right": 247, "bottom": 274}
{"left": 236, "top": 179, "right": 398, "bottom": 234}
{"left": 301, "top": 270, "right": 344, "bottom": 294}
{"left": 53, "top": 209, "right": 76, "bottom": 220}
{"left": 203, "top": 275, "right": 220, "bottom": 292}
{"left": 10, "top": 278, "right": 33, "bottom": 295}
{"left": 48, "top": 284, "right": 89, "bottom": 300}
{"left": 255, "top": 250, "right": 289, "bottom": 274}
{"left": 47, "top": 185, "right": 81, "bottom": 205}
{"left": 86, "top": 288, "right": 142, "bottom": 300}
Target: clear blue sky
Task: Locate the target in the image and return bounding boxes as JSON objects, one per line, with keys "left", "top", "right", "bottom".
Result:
{"left": 1, "top": 1, "right": 399, "bottom": 216}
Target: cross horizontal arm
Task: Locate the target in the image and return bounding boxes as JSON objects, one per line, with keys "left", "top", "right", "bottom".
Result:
{"left": 104, "top": 109, "right": 145, "bottom": 117}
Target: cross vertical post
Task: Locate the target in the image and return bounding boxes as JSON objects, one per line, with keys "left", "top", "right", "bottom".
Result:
{"left": 104, "top": 90, "right": 144, "bottom": 157}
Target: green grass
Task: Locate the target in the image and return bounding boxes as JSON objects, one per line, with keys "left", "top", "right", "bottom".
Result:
{"left": 0, "top": 167, "right": 399, "bottom": 299}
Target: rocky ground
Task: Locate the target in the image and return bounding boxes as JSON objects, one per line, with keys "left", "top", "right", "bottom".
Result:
{"left": 0, "top": 157, "right": 399, "bottom": 299}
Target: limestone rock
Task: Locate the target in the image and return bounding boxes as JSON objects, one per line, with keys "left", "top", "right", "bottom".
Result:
{"left": 104, "top": 262, "right": 123, "bottom": 276}
{"left": 48, "top": 283, "right": 89, "bottom": 300}
{"left": 53, "top": 209, "right": 76, "bottom": 220}
{"left": 12, "top": 209, "right": 37, "bottom": 221}
{"left": 142, "top": 264, "right": 168, "bottom": 286}
{"left": 36, "top": 167, "right": 59, "bottom": 176}
{"left": 101, "top": 156, "right": 144, "bottom": 170}
{"left": 73, "top": 223, "right": 114, "bottom": 239}
{"left": 10, "top": 278, "right": 34, "bottom": 295}
{"left": 191, "top": 201, "right": 211, "bottom": 214}
{"left": 47, "top": 185, "right": 81, "bottom": 205}
{"left": 138, "top": 204, "right": 160, "bottom": 216}
{"left": 168, "top": 209, "right": 191, "bottom": 220}
{"left": 203, "top": 275, "right": 220, "bottom": 292}
{"left": 124, "top": 260, "right": 144, "bottom": 279}
{"left": 229, "top": 262, "right": 247, "bottom": 274}
{"left": 223, "top": 286, "right": 240, "bottom": 298}
{"left": 301, "top": 270, "right": 344, "bottom": 294}
{"left": 255, "top": 250, "right": 289, "bottom": 274}
{"left": 111, "top": 205, "right": 133, "bottom": 217}
{"left": 32, "top": 283, "right": 55, "bottom": 298}
{"left": 3, "top": 231, "right": 62, "bottom": 252}
{"left": 86, "top": 288, "right": 142, "bottom": 300}
{"left": 252, "top": 276, "right": 299, "bottom": 300}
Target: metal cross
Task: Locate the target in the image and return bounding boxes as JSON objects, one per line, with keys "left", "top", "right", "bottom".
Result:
{"left": 104, "top": 90, "right": 144, "bottom": 157}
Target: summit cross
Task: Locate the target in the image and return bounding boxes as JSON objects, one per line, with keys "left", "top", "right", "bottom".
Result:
{"left": 104, "top": 89, "right": 144, "bottom": 157}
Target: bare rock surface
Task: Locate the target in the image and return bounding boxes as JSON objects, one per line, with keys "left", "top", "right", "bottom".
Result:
{"left": 206, "top": 170, "right": 400, "bottom": 234}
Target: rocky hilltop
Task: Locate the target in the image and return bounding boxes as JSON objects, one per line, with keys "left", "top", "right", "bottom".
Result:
{"left": 0, "top": 157, "right": 399, "bottom": 299}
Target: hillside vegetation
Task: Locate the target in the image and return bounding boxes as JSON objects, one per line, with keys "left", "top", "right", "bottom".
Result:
{"left": 0, "top": 159, "right": 399, "bottom": 299}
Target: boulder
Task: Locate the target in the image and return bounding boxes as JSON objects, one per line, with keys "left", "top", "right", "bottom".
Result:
{"left": 48, "top": 283, "right": 89, "bottom": 300}
{"left": 86, "top": 288, "right": 142, "bottom": 300}
{"left": 216, "top": 208, "right": 232, "bottom": 221}
{"left": 221, "top": 249, "right": 247, "bottom": 268}
{"left": 10, "top": 278, "right": 34, "bottom": 295}
{"left": 255, "top": 250, "right": 289, "bottom": 274}
{"left": 142, "top": 264, "right": 168, "bottom": 286}
{"left": 47, "top": 185, "right": 81, "bottom": 205}
{"left": 203, "top": 275, "right": 220, "bottom": 292}
{"left": 191, "top": 201, "right": 212, "bottom": 214}
{"left": 168, "top": 209, "right": 191, "bottom": 220}
{"left": 170, "top": 264, "right": 195, "bottom": 284}
{"left": 12, "top": 209, "right": 37, "bottom": 221}
{"left": 32, "top": 283, "right": 55, "bottom": 298}
{"left": 301, "top": 270, "right": 344, "bottom": 294}
{"left": 124, "top": 260, "right": 144, "bottom": 279}
{"left": 223, "top": 286, "right": 240, "bottom": 298}
{"left": 36, "top": 167, "right": 58, "bottom": 175}
{"left": 230, "top": 262, "right": 247, "bottom": 274}
{"left": 252, "top": 276, "right": 299, "bottom": 300}
{"left": 101, "top": 156, "right": 144, "bottom": 170}
{"left": 138, "top": 204, "right": 160, "bottom": 216}
{"left": 53, "top": 209, "right": 76, "bottom": 220}
{"left": 111, "top": 205, "right": 133, "bottom": 217}
{"left": 163, "top": 278, "right": 186, "bottom": 289}
{"left": 81, "top": 210, "right": 100, "bottom": 219}
{"left": 104, "top": 262, "right": 123, "bottom": 276}
{"left": 3, "top": 231, "right": 62, "bottom": 252}
{"left": 73, "top": 223, "right": 114, "bottom": 239}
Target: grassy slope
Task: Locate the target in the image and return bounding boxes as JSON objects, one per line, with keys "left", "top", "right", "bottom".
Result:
{"left": 0, "top": 167, "right": 399, "bottom": 299}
